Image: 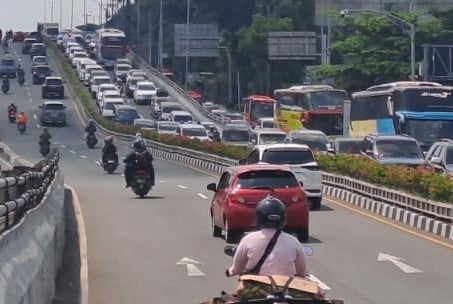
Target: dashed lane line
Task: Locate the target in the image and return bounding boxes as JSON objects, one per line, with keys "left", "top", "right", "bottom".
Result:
{"left": 197, "top": 193, "right": 208, "bottom": 199}
{"left": 158, "top": 180, "right": 166, "bottom": 183}
{"left": 33, "top": 114, "right": 37, "bottom": 120}
{"left": 70, "top": 150, "right": 77, "bottom": 154}
{"left": 177, "top": 185, "right": 188, "bottom": 190}
{"left": 60, "top": 145, "right": 66, "bottom": 149}
{"left": 80, "top": 155, "right": 87, "bottom": 159}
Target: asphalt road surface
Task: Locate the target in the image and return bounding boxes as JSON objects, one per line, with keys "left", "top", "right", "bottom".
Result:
{"left": 0, "top": 42, "right": 452, "bottom": 304}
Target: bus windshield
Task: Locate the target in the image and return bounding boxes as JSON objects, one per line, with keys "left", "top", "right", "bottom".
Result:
{"left": 250, "top": 102, "right": 274, "bottom": 120}
{"left": 101, "top": 47, "right": 125, "bottom": 60}
{"left": 102, "top": 36, "right": 125, "bottom": 46}
{"left": 308, "top": 90, "right": 347, "bottom": 108}
{"left": 396, "top": 88, "right": 453, "bottom": 112}
{"left": 351, "top": 95, "right": 392, "bottom": 120}
{"left": 404, "top": 119, "right": 453, "bottom": 147}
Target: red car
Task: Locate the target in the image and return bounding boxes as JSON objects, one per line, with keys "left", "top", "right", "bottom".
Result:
{"left": 207, "top": 164, "right": 309, "bottom": 243}
{"left": 187, "top": 90, "right": 203, "bottom": 103}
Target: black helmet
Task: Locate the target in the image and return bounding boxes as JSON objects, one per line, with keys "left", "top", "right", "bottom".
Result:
{"left": 256, "top": 196, "right": 286, "bottom": 230}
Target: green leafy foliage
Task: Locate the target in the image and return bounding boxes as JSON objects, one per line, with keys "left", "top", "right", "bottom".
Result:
{"left": 316, "top": 154, "right": 453, "bottom": 203}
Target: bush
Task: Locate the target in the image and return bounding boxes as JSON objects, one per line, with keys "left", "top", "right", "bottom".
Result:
{"left": 316, "top": 154, "right": 453, "bottom": 203}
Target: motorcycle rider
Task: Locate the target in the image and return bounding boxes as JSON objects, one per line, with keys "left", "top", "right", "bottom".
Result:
{"left": 85, "top": 119, "right": 97, "bottom": 139}
{"left": 17, "top": 64, "right": 25, "bottom": 81}
{"left": 8, "top": 102, "right": 17, "bottom": 114}
{"left": 2, "top": 75, "right": 9, "bottom": 91}
{"left": 39, "top": 128, "right": 52, "bottom": 145}
{"left": 101, "top": 135, "right": 118, "bottom": 164}
{"left": 16, "top": 111, "right": 27, "bottom": 128}
{"left": 208, "top": 126, "right": 220, "bottom": 142}
{"left": 226, "top": 197, "right": 307, "bottom": 278}
{"left": 123, "top": 140, "right": 155, "bottom": 188}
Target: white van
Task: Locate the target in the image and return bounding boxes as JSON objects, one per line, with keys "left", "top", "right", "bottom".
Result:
{"left": 160, "top": 102, "right": 183, "bottom": 121}
{"left": 170, "top": 111, "right": 193, "bottom": 123}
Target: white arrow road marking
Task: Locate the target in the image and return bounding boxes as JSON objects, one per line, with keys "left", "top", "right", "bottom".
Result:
{"left": 306, "top": 274, "right": 331, "bottom": 291}
{"left": 197, "top": 193, "right": 208, "bottom": 199}
{"left": 176, "top": 257, "right": 205, "bottom": 277}
{"left": 378, "top": 253, "right": 423, "bottom": 274}
{"left": 177, "top": 185, "right": 188, "bottom": 189}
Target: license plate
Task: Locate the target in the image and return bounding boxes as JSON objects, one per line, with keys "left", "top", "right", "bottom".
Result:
{"left": 137, "top": 179, "right": 145, "bottom": 183}
{"left": 107, "top": 160, "right": 115, "bottom": 164}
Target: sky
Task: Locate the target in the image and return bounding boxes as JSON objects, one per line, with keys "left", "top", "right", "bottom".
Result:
{"left": 0, "top": 0, "right": 101, "bottom": 32}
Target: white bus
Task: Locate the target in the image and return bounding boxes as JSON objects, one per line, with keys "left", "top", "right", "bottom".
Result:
{"left": 95, "top": 28, "right": 126, "bottom": 69}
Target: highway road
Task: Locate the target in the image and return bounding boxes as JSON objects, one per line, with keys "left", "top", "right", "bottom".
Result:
{"left": 0, "top": 42, "right": 452, "bottom": 304}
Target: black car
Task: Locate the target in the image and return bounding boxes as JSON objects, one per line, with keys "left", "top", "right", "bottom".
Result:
{"left": 21, "top": 38, "right": 37, "bottom": 54}
{"left": 42, "top": 77, "right": 64, "bottom": 99}
{"left": 29, "top": 43, "right": 47, "bottom": 58}
{"left": 28, "top": 31, "right": 42, "bottom": 43}
{"left": 32, "top": 65, "right": 52, "bottom": 84}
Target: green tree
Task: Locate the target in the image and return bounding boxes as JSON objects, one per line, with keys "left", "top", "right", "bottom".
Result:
{"left": 311, "top": 8, "right": 453, "bottom": 91}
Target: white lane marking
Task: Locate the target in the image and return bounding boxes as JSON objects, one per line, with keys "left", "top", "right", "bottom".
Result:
{"left": 95, "top": 160, "right": 101, "bottom": 166}
{"left": 378, "top": 253, "right": 423, "bottom": 274}
{"left": 70, "top": 150, "right": 77, "bottom": 154}
{"left": 60, "top": 145, "right": 66, "bottom": 149}
{"left": 33, "top": 114, "right": 37, "bottom": 120}
{"left": 197, "top": 193, "right": 208, "bottom": 199}
{"left": 177, "top": 257, "right": 205, "bottom": 277}
{"left": 54, "top": 142, "right": 59, "bottom": 145}
{"left": 306, "top": 274, "right": 332, "bottom": 291}
{"left": 80, "top": 155, "right": 87, "bottom": 159}
{"left": 158, "top": 180, "right": 166, "bottom": 183}
{"left": 36, "top": 124, "right": 41, "bottom": 129}
{"left": 177, "top": 185, "right": 188, "bottom": 189}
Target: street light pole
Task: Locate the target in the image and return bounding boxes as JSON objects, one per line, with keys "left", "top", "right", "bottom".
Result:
{"left": 158, "top": 0, "right": 164, "bottom": 70}
{"left": 185, "top": 0, "right": 191, "bottom": 91}
{"left": 84, "top": 0, "right": 87, "bottom": 24}
{"left": 60, "top": 0, "right": 62, "bottom": 28}
{"left": 340, "top": 9, "right": 416, "bottom": 81}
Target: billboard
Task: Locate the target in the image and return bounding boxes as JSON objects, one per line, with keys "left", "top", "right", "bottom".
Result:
{"left": 174, "top": 24, "right": 220, "bottom": 58}
{"left": 268, "top": 32, "right": 318, "bottom": 60}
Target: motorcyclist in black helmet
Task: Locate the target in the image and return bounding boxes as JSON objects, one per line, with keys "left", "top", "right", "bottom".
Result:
{"left": 123, "top": 139, "right": 155, "bottom": 188}
{"left": 101, "top": 135, "right": 118, "bottom": 164}
{"left": 226, "top": 197, "right": 307, "bottom": 277}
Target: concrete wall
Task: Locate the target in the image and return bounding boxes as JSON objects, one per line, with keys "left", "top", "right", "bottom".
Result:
{"left": 0, "top": 172, "right": 65, "bottom": 304}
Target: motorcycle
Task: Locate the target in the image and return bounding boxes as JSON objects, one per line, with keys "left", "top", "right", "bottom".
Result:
{"left": 102, "top": 153, "right": 118, "bottom": 174}
{"left": 210, "top": 245, "right": 344, "bottom": 304}
{"left": 131, "top": 170, "right": 152, "bottom": 198}
{"left": 18, "top": 74, "right": 25, "bottom": 85}
{"left": 8, "top": 109, "right": 16, "bottom": 123}
{"left": 17, "top": 123, "right": 26, "bottom": 134}
{"left": 2, "top": 80, "right": 9, "bottom": 94}
{"left": 39, "top": 141, "right": 51, "bottom": 157}
{"left": 86, "top": 133, "right": 97, "bottom": 148}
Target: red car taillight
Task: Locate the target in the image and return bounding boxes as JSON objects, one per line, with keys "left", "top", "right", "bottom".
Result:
{"left": 228, "top": 195, "right": 247, "bottom": 204}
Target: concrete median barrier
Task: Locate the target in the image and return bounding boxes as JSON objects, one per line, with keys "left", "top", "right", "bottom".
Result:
{"left": 0, "top": 172, "right": 65, "bottom": 304}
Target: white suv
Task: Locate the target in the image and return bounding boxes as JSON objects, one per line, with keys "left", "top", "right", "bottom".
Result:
{"left": 241, "top": 143, "right": 323, "bottom": 210}
{"left": 133, "top": 81, "right": 157, "bottom": 105}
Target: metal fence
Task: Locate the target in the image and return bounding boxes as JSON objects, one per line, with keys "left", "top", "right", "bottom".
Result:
{"left": 0, "top": 149, "right": 59, "bottom": 234}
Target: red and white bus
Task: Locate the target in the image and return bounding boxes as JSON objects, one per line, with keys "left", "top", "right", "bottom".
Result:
{"left": 95, "top": 28, "right": 126, "bottom": 69}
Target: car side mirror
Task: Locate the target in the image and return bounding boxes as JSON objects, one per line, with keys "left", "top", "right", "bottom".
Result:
{"left": 207, "top": 183, "right": 217, "bottom": 192}
{"left": 238, "top": 159, "right": 247, "bottom": 165}
{"left": 224, "top": 245, "right": 236, "bottom": 257}
{"left": 251, "top": 139, "right": 257, "bottom": 145}
{"left": 365, "top": 150, "right": 374, "bottom": 156}
{"left": 430, "top": 157, "right": 443, "bottom": 165}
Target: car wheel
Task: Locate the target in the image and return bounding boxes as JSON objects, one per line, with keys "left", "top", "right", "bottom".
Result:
{"left": 310, "top": 198, "right": 322, "bottom": 211}
{"left": 224, "top": 219, "right": 241, "bottom": 244}
{"left": 211, "top": 211, "right": 222, "bottom": 237}
{"left": 297, "top": 228, "right": 309, "bottom": 242}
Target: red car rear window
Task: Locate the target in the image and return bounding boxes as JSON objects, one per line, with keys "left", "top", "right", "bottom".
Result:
{"left": 236, "top": 170, "right": 298, "bottom": 189}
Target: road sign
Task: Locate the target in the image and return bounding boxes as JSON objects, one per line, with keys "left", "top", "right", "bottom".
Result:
{"left": 174, "top": 24, "right": 220, "bottom": 58}
{"left": 268, "top": 32, "right": 318, "bottom": 60}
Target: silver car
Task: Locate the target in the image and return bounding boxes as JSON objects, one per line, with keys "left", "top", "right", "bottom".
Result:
{"left": 39, "top": 101, "right": 67, "bottom": 126}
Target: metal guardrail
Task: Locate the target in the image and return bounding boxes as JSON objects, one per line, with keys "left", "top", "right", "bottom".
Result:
{"left": 0, "top": 149, "right": 59, "bottom": 234}
{"left": 322, "top": 172, "right": 453, "bottom": 223}
{"left": 125, "top": 49, "right": 219, "bottom": 125}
